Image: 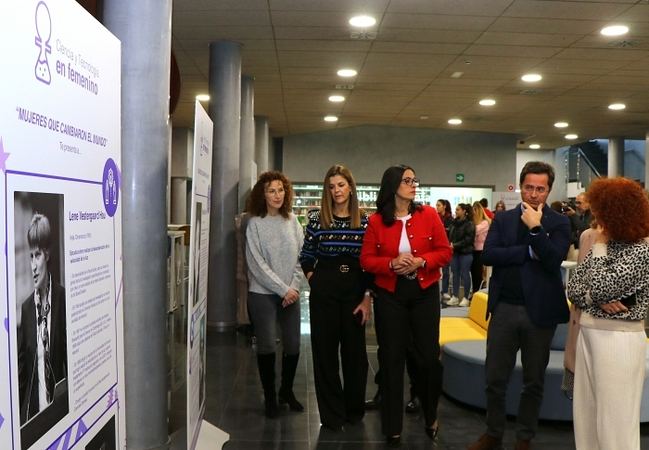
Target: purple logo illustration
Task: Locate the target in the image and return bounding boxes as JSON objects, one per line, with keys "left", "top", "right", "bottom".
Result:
{"left": 34, "top": 1, "right": 52, "bottom": 85}
{"left": 102, "top": 158, "right": 119, "bottom": 217}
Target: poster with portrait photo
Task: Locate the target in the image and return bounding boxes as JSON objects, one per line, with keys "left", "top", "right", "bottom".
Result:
{"left": 13, "top": 192, "right": 68, "bottom": 450}
{"left": 191, "top": 201, "right": 202, "bottom": 307}
{"left": 85, "top": 416, "right": 116, "bottom": 450}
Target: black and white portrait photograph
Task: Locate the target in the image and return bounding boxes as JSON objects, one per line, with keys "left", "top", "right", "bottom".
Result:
{"left": 14, "top": 191, "right": 68, "bottom": 449}
{"left": 192, "top": 202, "right": 202, "bottom": 306}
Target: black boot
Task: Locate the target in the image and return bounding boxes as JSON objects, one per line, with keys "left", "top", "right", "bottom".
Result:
{"left": 257, "top": 353, "right": 278, "bottom": 418}
{"left": 278, "top": 353, "right": 304, "bottom": 412}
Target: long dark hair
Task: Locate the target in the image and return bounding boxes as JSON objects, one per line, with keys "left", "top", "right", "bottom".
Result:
{"left": 376, "top": 165, "right": 420, "bottom": 226}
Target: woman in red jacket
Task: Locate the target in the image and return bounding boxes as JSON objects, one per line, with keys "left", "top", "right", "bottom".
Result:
{"left": 360, "top": 165, "right": 452, "bottom": 447}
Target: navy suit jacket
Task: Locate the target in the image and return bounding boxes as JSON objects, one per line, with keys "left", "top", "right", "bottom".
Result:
{"left": 482, "top": 203, "right": 571, "bottom": 327}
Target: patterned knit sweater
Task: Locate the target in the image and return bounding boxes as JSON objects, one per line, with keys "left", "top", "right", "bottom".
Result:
{"left": 567, "top": 240, "right": 649, "bottom": 321}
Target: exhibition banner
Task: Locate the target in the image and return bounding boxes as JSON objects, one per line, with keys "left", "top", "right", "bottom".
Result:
{"left": 186, "top": 102, "right": 213, "bottom": 450}
{"left": 0, "top": 1, "right": 124, "bottom": 449}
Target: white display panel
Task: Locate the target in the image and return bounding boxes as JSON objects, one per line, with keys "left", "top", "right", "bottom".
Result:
{"left": 0, "top": 1, "right": 124, "bottom": 448}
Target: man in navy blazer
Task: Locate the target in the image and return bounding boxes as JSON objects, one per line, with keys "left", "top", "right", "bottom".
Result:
{"left": 468, "top": 162, "right": 570, "bottom": 450}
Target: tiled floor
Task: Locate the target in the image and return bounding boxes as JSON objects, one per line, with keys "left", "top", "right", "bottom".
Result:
{"left": 203, "top": 297, "right": 649, "bottom": 449}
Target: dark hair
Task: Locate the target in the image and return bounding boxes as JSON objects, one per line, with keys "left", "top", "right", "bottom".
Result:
{"left": 376, "top": 165, "right": 419, "bottom": 226}
{"left": 320, "top": 164, "right": 361, "bottom": 229}
{"left": 519, "top": 161, "right": 555, "bottom": 189}
{"left": 479, "top": 198, "right": 488, "bottom": 208}
{"left": 587, "top": 177, "right": 649, "bottom": 242}
{"left": 437, "top": 199, "right": 452, "bottom": 219}
{"left": 456, "top": 203, "right": 473, "bottom": 221}
{"left": 495, "top": 200, "right": 506, "bottom": 212}
{"left": 27, "top": 213, "right": 52, "bottom": 250}
{"left": 247, "top": 171, "right": 293, "bottom": 218}
{"left": 550, "top": 201, "right": 563, "bottom": 213}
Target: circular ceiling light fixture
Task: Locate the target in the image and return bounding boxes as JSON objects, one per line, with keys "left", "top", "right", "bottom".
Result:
{"left": 195, "top": 94, "right": 210, "bottom": 101}
{"left": 337, "top": 68, "right": 357, "bottom": 77}
{"left": 324, "top": 115, "right": 339, "bottom": 122}
{"left": 528, "top": 144, "right": 541, "bottom": 150}
{"left": 448, "top": 118, "right": 462, "bottom": 125}
{"left": 601, "top": 25, "right": 629, "bottom": 37}
{"left": 328, "top": 95, "right": 345, "bottom": 103}
{"left": 565, "top": 134, "right": 578, "bottom": 140}
{"left": 349, "top": 15, "right": 376, "bottom": 28}
{"left": 608, "top": 103, "right": 626, "bottom": 110}
{"left": 521, "top": 73, "right": 542, "bottom": 83}
{"left": 479, "top": 98, "right": 496, "bottom": 106}
{"left": 554, "top": 121, "right": 569, "bottom": 128}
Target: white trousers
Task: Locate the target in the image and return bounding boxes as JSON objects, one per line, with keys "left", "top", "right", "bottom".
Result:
{"left": 573, "top": 325, "right": 646, "bottom": 450}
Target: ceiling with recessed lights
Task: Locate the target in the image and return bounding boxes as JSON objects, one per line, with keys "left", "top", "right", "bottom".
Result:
{"left": 171, "top": 0, "right": 649, "bottom": 149}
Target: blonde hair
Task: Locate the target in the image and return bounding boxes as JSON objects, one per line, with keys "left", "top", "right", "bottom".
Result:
{"left": 472, "top": 201, "right": 491, "bottom": 226}
{"left": 320, "top": 164, "right": 361, "bottom": 229}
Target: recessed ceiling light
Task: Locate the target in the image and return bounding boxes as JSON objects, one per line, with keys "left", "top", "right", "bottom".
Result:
{"left": 328, "top": 95, "right": 345, "bottom": 103}
{"left": 601, "top": 25, "right": 629, "bottom": 37}
{"left": 479, "top": 98, "right": 496, "bottom": 106}
{"left": 196, "top": 94, "right": 210, "bottom": 101}
{"left": 324, "top": 115, "right": 338, "bottom": 122}
{"left": 529, "top": 144, "right": 541, "bottom": 150}
{"left": 608, "top": 103, "right": 626, "bottom": 110}
{"left": 419, "top": 115, "right": 429, "bottom": 120}
{"left": 337, "top": 68, "right": 357, "bottom": 77}
{"left": 521, "top": 73, "right": 542, "bottom": 83}
{"left": 450, "top": 72, "right": 464, "bottom": 78}
{"left": 565, "top": 134, "right": 578, "bottom": 140}
{"left": 448, "top": 118, "right": 462, "bottom": 125}
{"left": 349, "top": 15, "right": 376, "bottom": 28}
{"left": 554, "top": 121, "right": 569, "bottom": 128}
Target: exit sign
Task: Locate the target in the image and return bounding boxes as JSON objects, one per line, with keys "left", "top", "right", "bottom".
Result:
{"left": 456, "top": 173, "right": 465, "bottom": 183}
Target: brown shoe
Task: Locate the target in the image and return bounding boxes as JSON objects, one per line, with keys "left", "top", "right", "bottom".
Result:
{"left": 514, "top": 439, "right": 530, "bottom": 450}
{"left": 467, "top": 433, "right": 502, "bottom": 450}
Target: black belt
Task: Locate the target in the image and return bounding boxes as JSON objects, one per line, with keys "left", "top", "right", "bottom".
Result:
{"left": 315, "top": 258, "right": 361, "bottom": 273}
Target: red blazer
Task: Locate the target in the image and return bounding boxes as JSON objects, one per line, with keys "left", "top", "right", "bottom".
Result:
{"left": 360, "top": 205, "right": 452, "bottom": 292}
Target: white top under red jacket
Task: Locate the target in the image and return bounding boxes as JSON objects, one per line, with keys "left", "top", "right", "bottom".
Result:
{"left": 360, "top": 205, "right": 452, "bottom": 292}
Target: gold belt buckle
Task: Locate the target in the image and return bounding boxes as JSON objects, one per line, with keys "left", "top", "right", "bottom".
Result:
{"left": 339, "top": 265, "right": 350, "bottom": 273}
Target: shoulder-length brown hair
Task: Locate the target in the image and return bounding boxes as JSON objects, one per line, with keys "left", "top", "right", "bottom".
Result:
{"left": 587, "top": 177, "right": 649, "bottom": 242}
{"left": 247, "top": 171, "right": 293, "bottom": 218}
{"left": 320, "top": 164, "right": 361, "bottom": 229}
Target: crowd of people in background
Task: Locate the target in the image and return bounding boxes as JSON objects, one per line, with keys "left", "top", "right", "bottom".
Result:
{"left": 237, "top": 162, "right": 649, "bottom": 450}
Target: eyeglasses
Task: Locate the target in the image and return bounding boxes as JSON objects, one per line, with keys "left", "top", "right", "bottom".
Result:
{"left": 401, "top": 177, "right": 420, "bottom": 186}
{"left": 522, "top": 184, "right": 547, "bottom": 194}
{"left": 265, "top": 188, "right": 284, "bottom": 196}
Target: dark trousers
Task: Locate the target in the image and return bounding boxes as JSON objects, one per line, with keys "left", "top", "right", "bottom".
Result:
{"left": 373, "top": 349, "right": 418, "bottom": 399}
{"left": 374, "top": 279, "right": 442, "bottom": 437}
{"left": 485, "top": 302, "right": 556, "bottom": 441}
{"left": 309, "top": 263, "right": 368, "bottom": 428}
{"left": 471, "top": 250, "right": 484, "bottom": 294}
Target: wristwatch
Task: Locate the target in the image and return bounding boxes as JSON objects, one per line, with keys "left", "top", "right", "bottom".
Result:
{"left": 529, "top": 225, "right": 542, "bottom": 235}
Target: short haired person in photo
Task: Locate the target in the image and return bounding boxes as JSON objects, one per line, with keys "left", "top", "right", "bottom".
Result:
{"left": 468, "top": 162, "right": 571, "bottom": 450}
{"left": 567, "top": 177, "right": 649, "bottom": 450}
{"left": 245, "top": 171, "right": 305, "bottom": 418}
{"left": 299, "top": 164, "right": 372, "bottom": 431}
{"left": 360, "top": 165, "right": 452, "bottom": 447}
{"left": 18, "top": 213, "right": 67, "bottom": 423}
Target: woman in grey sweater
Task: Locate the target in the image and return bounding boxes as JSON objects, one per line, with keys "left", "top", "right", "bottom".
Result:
{"left": 246, "top": 171, "right": 305, "bottom": 418}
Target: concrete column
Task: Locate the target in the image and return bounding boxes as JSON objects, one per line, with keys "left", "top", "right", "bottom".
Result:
{"left": 254, "top": 116, "right": 269, "bottom": 175}
{"left": 102, "top": 1, "right": 171, "bottom": 449}
{"left": 240, "top": 75, "right": 255, "bottom": 210}
{"left": 608, "top": 137, "right": 624, "bottom": 177}
{"left": 207, "top": 41, "right": 241, "bottom": 329}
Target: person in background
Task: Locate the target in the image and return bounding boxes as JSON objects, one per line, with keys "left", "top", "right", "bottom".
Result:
{"left": 246, "top": 171, "right": 305, "bottom": 418}
{"left": 468, "top": 161, "right": 570, "bottom": 450}
{"left": 447, "top": 203, "right": 475, "bottom": 307}
{"left": 550, "top": 201, "right": 563, "bottom": 214}
{"left": 361, "top": 165, "right": 452, "bottom": 447}
{"left": 480, "top": 198, "right": 494, "bottom": 220}
{"left": 471, "top": 202, "right": 491, "bottom": 300}
{"left": 494, "top": 200, "right": 506, "bottom": 215}
{"left": 299, "top": 164, "right": 371, "bottom": 430}
{"left": 565, "top": 193, "right": 592, "bottom": 249}
{"left": 436, "top": 199, "right": 453, "bottom": 302}
{"left": 567, "top": 177, "right": 649, "bottom": 450}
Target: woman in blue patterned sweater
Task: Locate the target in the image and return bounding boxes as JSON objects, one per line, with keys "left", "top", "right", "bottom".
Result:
{"left": 300, "top": 164, "right": 372, "bottom": 430}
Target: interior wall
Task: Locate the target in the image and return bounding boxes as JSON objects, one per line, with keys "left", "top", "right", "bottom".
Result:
{"left": 282, "top": 125, "right": 518, "bottom": 189}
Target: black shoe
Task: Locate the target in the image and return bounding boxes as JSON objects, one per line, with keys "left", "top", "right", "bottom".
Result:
{"left": 386, "top": 435, "right": 401, "bottom": 447}
{"left": 364, "top": 392, "right": 381, "bottom": 410}
{"left": 278, "top": 388, "right": 304, "bottom": 412}
{"left": 405, "top": 397, "right": 420, "bottom": 413}
{"left": 278, "top": 354, "right": 304, "bottom": 412}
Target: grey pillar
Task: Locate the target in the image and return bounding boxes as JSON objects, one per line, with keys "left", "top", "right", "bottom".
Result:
{"left": 240, "top": 75, "right": 255, "bottom": 210}
{"left": 208, "top": 41, "right": 241, "bottom": 329}
{"left": 254, "top": 116, "right": 269, "bottom": 174}
{"left": 608, "top": 137, "right": 624, "bottom": 177}
{"left": 102, "top": 1, "right": 171, "bottom": 449}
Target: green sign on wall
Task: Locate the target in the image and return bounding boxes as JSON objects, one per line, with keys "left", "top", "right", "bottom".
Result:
{"left": 456, "top": 173, "right": 465, "bottom": 183}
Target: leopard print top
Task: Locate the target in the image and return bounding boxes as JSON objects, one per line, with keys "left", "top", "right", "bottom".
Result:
{"left": 567, "top": 240, "right": 649, "bottom": 321}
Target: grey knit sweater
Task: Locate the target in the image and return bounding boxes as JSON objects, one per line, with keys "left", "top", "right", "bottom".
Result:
{"left": 246, "top": 213, "right": 304, "bottom": 297}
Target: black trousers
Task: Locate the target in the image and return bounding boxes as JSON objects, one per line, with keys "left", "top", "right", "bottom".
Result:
{"left": 309, "top": 261, "right": 368, "bottom": 428}
{"left": 471, "top": 250, "right": 484, "bottom": 294}
{"left": 374, "top": 279, "right": 443, "bottom": 437}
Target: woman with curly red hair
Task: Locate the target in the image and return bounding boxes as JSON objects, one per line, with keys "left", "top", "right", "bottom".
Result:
{"left": 567, "top": 177, "right": 649, "bottom": 450}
